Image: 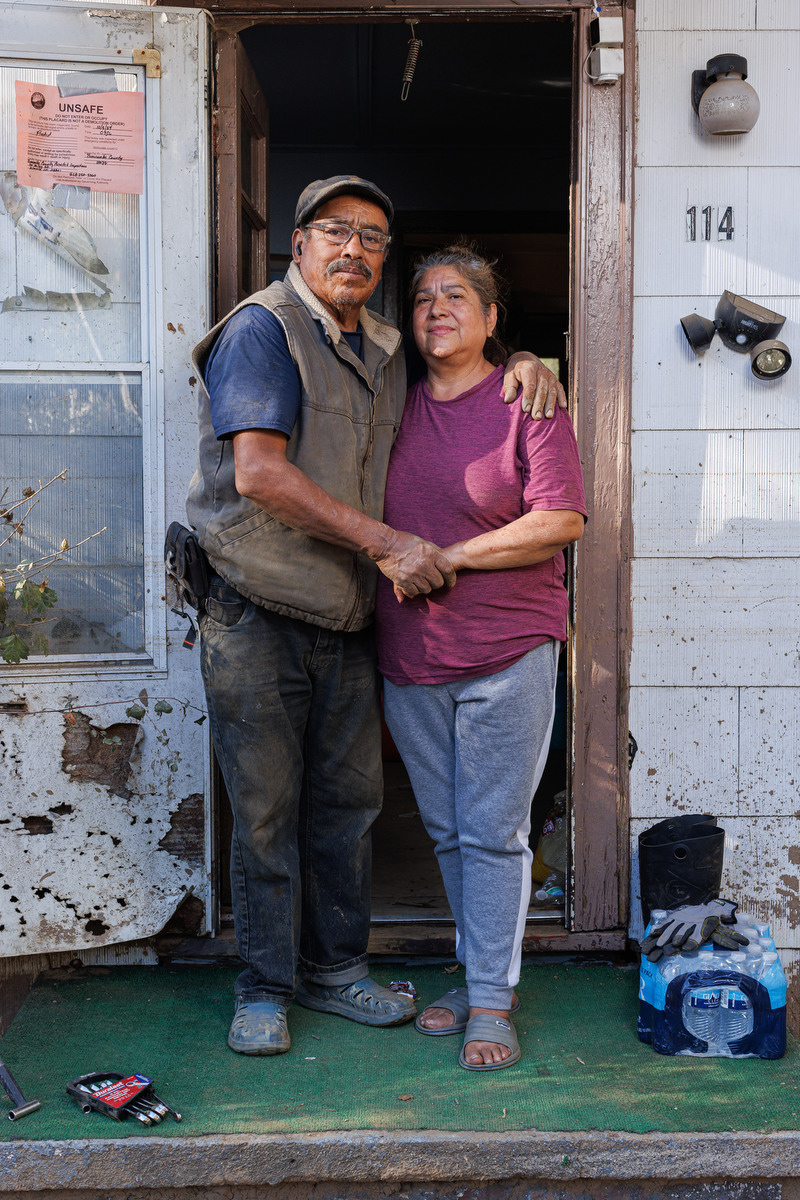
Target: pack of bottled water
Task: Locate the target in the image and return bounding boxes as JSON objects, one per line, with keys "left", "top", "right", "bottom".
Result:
{"left": 638, "top": 911, "right": 787, "bottom": 1058}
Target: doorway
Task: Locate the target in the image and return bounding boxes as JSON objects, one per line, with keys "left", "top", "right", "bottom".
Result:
{"left": 213, "top": 18, "right": 574, "bottom": 939}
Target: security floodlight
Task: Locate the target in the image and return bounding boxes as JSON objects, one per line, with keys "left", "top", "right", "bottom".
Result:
{"left": 692, "top": 54, "right": 760, "bottom": 136}
{"left": 714, "top": 291, "right": 786, "bottom": 353}
{"left": 751, "top": 340, "right": 792, "bottom": 380}
{"left": 679, "top": 292, "right": 791, "bottom": 380}
{"left": 680, "top": 313, "right": 717, "bottom": 354}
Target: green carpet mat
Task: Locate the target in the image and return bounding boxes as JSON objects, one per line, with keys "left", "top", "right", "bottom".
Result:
{"left": 1, "top": 962, "right": 798, "bottom": 1139}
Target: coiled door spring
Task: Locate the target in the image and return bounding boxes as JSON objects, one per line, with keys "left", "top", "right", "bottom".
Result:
{"left": 401, "top": 21, "right": 422, "bottom": 102}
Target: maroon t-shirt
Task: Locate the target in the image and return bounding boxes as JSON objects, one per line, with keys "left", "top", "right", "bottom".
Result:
{"left": 376, "top": 365, "right": 587, "bottom": 685}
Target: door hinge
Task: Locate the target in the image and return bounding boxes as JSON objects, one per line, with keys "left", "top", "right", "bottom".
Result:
{"left": 132, "top": 48, "right": 161, "bottom": 79}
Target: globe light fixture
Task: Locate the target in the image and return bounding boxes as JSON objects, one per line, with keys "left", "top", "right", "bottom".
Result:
{"left": 692, "top": 54, "right": 760, "bottom": 136}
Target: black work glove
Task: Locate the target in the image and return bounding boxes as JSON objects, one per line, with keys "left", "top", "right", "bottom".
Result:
{"left": 641, "top": 899, "right": 749, "bottom": 962}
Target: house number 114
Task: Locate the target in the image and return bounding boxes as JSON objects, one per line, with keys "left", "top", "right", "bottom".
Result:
{"left": 686, "top": 205, "right": 734, "bottom": 241}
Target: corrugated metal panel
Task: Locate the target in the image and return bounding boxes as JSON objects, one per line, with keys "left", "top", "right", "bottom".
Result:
{"left": 632, "top": 297, "right": 800, "bottom": 432}
{"left": 637, "top": 32, "right": 800, "bottom": 168}
{"left": 740, "top": 688, "right": 800, "bottom": 814}
{"left": 722, "top": 817, "right": 800, "bottom": 949}
{"left": 632, "top": 429, "right": 744, "bottom": 556}
{"left": 637, "top": 1, "right": 755, "bottom": 31}
{"left": 743, "top": 431, "right": 800, "bottom": 556}
{"left": 630, "top": 557, "right": 800, "bottom": 687}
{"left": 634, "top": 168, "right": 748, "bottom": 297}
{"left": 757, "top": 0, "right": 800, "bottom": 30}
{"left": 747, "top": 168, "right": 800, "bottom": 295}
{"left": 628, "top": 686, "right": 739, "bottom": 819}
{"left": 631, "top": 0, "right": 800, "bottom": 1003}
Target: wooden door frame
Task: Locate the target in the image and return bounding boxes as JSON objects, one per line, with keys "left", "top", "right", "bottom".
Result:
{"left": 199, "top": 0, "right": 634, "bottom": 950}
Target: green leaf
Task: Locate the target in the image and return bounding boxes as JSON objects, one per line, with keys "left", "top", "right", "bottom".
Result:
{"left": 154, "top": 700, "right": 173, "bottom": 715}
{"left": 32, "top": 629, "right": 50, "bottom": 656}
{"left": 0, "top": 633, "right": 30, "bottom": 664}
{"left": 14, "top": 578, "right": 51, "bottom": 615}
{"left": 0, "top": 594, "right": 7, "bottom": 625}
{"left": 125, "top": 703, "right": 147, "bottom": 721}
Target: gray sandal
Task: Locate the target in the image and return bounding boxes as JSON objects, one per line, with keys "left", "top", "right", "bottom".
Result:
{"left": 459, "top": 1012, "right": 521, "bottom": 1071}
{"left": 295, "top": 977, "right": 416, "bottom": 1026}
{"left": 415, "top": 987, "right": 520, "bottom": 1036}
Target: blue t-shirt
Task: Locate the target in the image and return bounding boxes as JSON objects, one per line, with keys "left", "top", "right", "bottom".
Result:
{"left": 204, "top": 305, "right": 419, "bottom": 441}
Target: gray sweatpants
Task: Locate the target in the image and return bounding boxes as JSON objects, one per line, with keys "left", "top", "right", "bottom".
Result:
{"left": 383, "top": 640, "right": 560, "bottom": 1011}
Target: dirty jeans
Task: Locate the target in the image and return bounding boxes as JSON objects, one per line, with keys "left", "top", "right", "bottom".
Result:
{"left": 199, "top": 575, "right": 383, "bottom": 1005}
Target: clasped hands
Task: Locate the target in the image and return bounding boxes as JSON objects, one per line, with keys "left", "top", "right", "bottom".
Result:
{"left": 376, "top": 529, "right": 457, "bottom": 602}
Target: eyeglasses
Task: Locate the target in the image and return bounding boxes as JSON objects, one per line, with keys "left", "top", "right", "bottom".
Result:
{"left": 304, "top": 222, "right": 391, "bottom": 253}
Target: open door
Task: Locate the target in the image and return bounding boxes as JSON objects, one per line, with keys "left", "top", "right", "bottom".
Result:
{"left": 213, "top": 18, "right": 579, "bottom": 950}
{"left": 0, "top": 3, "right": 212, "bottom": 967}
{"left": 210, "top": 10, "right": 632, "bottom": 954}
{"left": 215, "top": 33, "right": 269, "bottom": 317}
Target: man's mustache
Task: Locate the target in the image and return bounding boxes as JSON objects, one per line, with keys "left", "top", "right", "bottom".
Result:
{"left": 326, "top": 259, "right": 373, "bottom": 282}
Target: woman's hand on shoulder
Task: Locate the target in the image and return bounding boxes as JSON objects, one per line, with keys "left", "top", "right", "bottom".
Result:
{"left": 502, "top": 353, "right": 567, "bottom": 420}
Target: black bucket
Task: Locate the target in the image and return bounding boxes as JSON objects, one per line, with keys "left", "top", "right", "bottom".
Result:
{"left": 638, "top": 816, "right": 724, "bottom": 924}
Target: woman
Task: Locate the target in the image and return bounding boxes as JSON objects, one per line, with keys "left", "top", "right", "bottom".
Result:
{"left": 376, "top": 246, "right": 587, "bottom": 1072}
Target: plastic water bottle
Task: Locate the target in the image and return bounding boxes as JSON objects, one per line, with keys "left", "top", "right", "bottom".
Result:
{"left": 681, "top": 950, "right": 719, "bottom": 1050}
{"left": 719, "top": 951, "right": 754, "bottom": 1047}
{"left": 745, "top": 944, "right": 764, "bottom": 979}
{"left": 762, "top": 951, "right": 784, "bottom": 997}
{"left": 659, "top": 955, "right": 687, "bottom": 984}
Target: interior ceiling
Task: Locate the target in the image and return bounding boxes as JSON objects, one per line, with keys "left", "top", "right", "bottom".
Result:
{"left": 240, "top": 22, "right": 572, "bottom": 154}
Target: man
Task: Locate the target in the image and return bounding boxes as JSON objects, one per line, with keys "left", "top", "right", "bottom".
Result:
{"left": 186, "top": 175, "right": 566, "bottom": 1055}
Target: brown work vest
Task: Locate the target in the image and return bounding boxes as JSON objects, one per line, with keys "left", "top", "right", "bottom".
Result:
{"left": 186, "top": 263, "right": 405, "bottom": 631}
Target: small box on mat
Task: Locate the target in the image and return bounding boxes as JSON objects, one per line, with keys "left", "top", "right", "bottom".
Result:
{"left": 638, "top": 915, "right": 787, "bottom": 1059}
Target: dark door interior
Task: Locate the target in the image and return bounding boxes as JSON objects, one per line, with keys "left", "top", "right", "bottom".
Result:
{"left": 217, "top": 18, "right": 574, "bottom": 938}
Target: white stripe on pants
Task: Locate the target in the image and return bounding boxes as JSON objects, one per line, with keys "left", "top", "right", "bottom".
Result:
{"left": 383, "top": 640, "right": 560, "bottom": 1011}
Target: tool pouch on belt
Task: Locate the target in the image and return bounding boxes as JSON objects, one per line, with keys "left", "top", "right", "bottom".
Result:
{"left": 164, "top": 522, "right": 211, "bottom": 613}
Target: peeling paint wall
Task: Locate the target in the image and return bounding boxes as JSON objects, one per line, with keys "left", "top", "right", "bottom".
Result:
{"left": 0, "top": 662, "right": 207, "bottom": 956}
{"left": 0, "top": 7, "right": 210, "bottom": 960}
{"left": 630, "top": 1, "right": 800, "bottom": 1020}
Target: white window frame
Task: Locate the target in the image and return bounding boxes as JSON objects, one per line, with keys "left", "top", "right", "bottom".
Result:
{"left": 0, "top": 46, "right": 166, "bottom": 675}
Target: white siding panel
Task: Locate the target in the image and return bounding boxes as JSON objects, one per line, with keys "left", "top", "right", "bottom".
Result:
{"left": 633, "top": 430, "right": 743, "bottom": 556}
{"left": 721, "top": 817, "right": 800, "bottom": 949}
{"left": 743, "top": 431, "right": 800, "bottom": 556}
{"left": 757, "top": 1, "right": 800, "bottom": 29}
{"left": 637, "top": 33, "right": 800, "bottom": 168}
{"left": 633, "top": 297, "right": 800, "bottom": 431}
{"left": 631, "top": 557, "right": 800, "bottom": 686}
{"left": 747, "top": 169, "right": 800, "bottom": 295}
{"left": 637, "top": 1, "right": 755, "bottom": 31}
{"left": 634, "top": 169, "right": 748, "bottom": 297}
{"left": 629, "top": 686, "right": 739, "bottom": 819}
{"left": 740, "top": 688, "right": 800, "bottom": 815}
